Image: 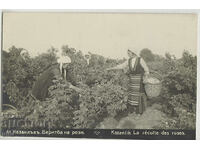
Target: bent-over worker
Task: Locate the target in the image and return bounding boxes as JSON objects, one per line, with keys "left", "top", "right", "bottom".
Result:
{"left": 31, "top": 52, "right": 81, "bottom": 101}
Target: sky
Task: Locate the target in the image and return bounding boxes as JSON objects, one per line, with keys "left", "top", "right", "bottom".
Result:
{"left": 2, "top": 12, "right": 198, "bottom": 59}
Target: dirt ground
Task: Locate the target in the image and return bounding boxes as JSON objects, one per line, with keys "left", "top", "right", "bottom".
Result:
{"left": 97, "top": 103, "right": 167, "bottom": 129}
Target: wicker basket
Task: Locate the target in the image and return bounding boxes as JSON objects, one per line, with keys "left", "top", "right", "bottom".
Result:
{"left": 144, "top": 72, "right": 162, "bottom": 98}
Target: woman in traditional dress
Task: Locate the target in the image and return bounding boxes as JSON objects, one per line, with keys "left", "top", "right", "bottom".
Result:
{"left": 106, "top": 49, "right": 150, "bottom": 114}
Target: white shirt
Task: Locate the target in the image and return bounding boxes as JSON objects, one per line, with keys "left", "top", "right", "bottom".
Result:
{"left": 86, "top": 59, "right": 90, "bottom": 65}
{"left": 57, "top": 56, "right": 71, "bottom": 64}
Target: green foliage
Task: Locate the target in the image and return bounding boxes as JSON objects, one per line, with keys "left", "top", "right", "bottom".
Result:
{"left": 2, "top": 46, "right": 196, "bottom": 130}
{"left": 73, "top": 80, "right": 128, "bottom": 128}
{"left": 2, "top": 47, "right": 36, "bottom": 107}
{"left": 158, "top": 51, "right": 196, "bottom": 129}
{"left": 2, "top": 46, "right": 58, "bottom": 108}
{"left": 23, "top": 77, "right": 76, "bottom": 128}
{"left": 33, "top": 47, "right": 58, "bottom": 75}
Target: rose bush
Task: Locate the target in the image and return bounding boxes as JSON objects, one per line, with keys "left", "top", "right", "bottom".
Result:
{"left": 2, "top": 46, "right": 196, "bottom": 129}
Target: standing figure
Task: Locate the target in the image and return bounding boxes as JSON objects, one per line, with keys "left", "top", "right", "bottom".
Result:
{"left": 107, "top": 49, "right": 150, "bottom": 115}
{"left": 56, "top": 51, "right": 77, "bottom": 86}
{"left": 84, "top": 53, "right": 91, "bottom": 66}
{"left": 57, "top": 54, "right": 72, "bottom": 81}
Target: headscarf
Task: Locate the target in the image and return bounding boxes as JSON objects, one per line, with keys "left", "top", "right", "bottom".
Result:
{"left": 127, "top": 49, "right": 139, "bottom": 57}
{"left": 20, "top": 49, "right": 28, "bottom": 56}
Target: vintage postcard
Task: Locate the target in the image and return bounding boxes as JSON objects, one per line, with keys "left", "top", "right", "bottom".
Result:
{"left": 0, "top": 11, "right": 198, "bottom": 139}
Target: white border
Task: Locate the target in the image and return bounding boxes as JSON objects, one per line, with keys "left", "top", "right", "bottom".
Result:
{"left": 196, "top": 13, "right": 200, "bottom": 140}
{"left": 0, "top": 9, "right": 2, "bottom": 135}
{"left": 1, "top": 9, "right": 200, "bottom": 13}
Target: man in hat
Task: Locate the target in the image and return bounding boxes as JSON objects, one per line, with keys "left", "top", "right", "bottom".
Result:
{"left": 106, "top": 49, "right": 149, "bottom": 114}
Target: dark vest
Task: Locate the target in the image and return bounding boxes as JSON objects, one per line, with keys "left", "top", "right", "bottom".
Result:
{"left": 128, "top": 57, "right": 145, "bottom": 75}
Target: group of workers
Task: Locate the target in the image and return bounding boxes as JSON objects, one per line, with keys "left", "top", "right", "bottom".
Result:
{"left": 20, "top": 49, "right": 150, "bottom": 115}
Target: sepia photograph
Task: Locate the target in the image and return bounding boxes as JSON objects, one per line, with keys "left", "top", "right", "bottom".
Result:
{"left": 0, "top": 11, "right": 198, "bottom": 139}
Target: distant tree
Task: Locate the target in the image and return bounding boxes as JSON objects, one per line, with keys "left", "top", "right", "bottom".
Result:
{"left": 140, "top": 48, "right": 155, "bottom": 62}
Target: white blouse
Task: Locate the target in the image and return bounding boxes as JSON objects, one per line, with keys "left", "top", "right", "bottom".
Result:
{"left": 57, "top": 56, "right": 71, "bottom": 64}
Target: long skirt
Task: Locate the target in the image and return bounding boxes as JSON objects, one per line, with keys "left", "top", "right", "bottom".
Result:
{"left": 127, "top": 74, "right": 147, "bottom": 114}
